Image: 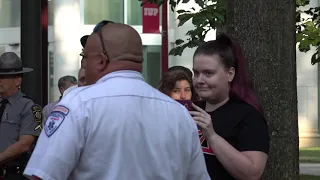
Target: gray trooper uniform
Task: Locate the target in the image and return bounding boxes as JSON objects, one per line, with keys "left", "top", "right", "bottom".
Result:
{"left": 42, "top": 100, "right": 59, "bottom": 127}
{"left": 0, "top": 91, "right": 42, "bottom": 152}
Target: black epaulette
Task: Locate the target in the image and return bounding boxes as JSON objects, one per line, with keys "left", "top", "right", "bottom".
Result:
{"left": 22, "top": 95, "right": 32, "bottom": 99}
{"left": 22, "top": 95, "right": 42, "bottom": 108}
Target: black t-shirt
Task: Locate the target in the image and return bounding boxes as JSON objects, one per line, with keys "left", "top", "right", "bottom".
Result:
{"left": 196, "top": 98, "right": 269, "bottom": 180}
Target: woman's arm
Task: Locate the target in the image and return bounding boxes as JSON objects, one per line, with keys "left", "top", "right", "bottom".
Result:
{"left": 208, "top": 134, "right": 268, "bottom": 180}
{"left": 191, "top": 103, "right": 269, "bottom": 180}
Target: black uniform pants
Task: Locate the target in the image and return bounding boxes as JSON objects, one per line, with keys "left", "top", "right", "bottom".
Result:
{"left": 3, "top": 173, "right": 28, "bottom": 180}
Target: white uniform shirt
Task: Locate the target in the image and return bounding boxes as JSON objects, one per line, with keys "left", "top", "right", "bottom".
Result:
{"left": 24, "top": 71, "right": 210, "bottom": 180}
{"left": 62, "top": 85, "right": 78, "bottom": 98}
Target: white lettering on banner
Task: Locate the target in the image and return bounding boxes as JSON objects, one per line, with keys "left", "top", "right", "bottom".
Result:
{"left": 144, "top": 8, "right": 159, "bottom": 16}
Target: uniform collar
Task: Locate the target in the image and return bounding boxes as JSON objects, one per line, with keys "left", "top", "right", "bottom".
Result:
{"left": 96, "top": 70, "right": 144, "bottom": 84}
{"left": 5, "top": 90, "right": 23, "bottom": 105}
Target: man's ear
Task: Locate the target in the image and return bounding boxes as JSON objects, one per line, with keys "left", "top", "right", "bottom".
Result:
{"left": 59, "top": 87, "right": 64, "bottom": 94}
{"left": 15, "top": 76, "right": 22, "bottom": 87}
{"left": 96, "top": 53, "right": 108, "bottom": 72}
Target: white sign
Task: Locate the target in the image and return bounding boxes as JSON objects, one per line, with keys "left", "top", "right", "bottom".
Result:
{"left": 144, "top": 8, "right": 159, "bottom": 16}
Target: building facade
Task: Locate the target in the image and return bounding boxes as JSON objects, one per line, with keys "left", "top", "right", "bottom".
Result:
{"left": 0, "top": 0, "right": 319, "bottom": 147}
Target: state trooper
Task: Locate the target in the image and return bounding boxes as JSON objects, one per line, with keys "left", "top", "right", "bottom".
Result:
{"left": 0, "top": 52, "right": 42, "bottom": 180}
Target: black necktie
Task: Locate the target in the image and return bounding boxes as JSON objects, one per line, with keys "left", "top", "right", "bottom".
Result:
{"left": 0, "top": 99, "right": 8, "bottom": 122}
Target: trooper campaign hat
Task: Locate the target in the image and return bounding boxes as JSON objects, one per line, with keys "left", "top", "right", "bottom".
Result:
{"left": 0, "top": 52, "right": 33, "bottom": 75}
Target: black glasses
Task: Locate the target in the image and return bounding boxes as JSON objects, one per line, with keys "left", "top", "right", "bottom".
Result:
{"left": 93, "top": 20, "right": 113, "bottom": 63}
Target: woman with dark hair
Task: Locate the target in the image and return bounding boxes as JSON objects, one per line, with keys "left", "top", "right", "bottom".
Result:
{"left": 190, "top": 34, "right": 269, "bottom": 179}
{"left": 158, "top": 69, "right": 199, "bottom": 102}
{"left": 167, "top": 65, "right": 193, "bottom": 79}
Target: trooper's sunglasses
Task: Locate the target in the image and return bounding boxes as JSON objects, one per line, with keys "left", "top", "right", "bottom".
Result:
{"left": 93, "top": 20, "right": 113, "bottom": 63}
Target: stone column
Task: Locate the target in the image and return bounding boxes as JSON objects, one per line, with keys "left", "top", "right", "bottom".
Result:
{"left": 53, "top": 0, "right": 81, "bottom": 100}
{"left": 297, "top": 0, "right": 320, "bottom": 147}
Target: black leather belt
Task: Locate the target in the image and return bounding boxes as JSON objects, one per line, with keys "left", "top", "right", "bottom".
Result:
{"left": 0, "top": 168, "right": 4, "bottom": 178}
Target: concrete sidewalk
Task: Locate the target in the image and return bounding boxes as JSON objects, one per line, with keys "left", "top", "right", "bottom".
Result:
{"left": 300, "top": 163, "right": 320, "bottom": 176}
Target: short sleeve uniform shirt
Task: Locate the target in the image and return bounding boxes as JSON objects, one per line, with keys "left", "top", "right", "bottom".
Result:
{"left": 0, "top": 91, "right": 42, "bottom": 152}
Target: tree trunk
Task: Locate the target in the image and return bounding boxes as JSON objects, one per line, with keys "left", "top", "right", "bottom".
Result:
{"left": 226, "top": 0, "right": 299, "bottom": 179}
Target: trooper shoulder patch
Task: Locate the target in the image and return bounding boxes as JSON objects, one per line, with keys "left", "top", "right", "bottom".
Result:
{"left": 31, "top": 104, "right": 42, "bottom": 123}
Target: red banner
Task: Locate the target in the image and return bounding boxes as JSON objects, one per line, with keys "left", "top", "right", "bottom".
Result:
{"left": 142, "top": 2, "right": 160, "bottom": 33}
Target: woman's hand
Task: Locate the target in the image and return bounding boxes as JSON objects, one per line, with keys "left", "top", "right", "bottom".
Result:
{"left": 190, "top": 103, "right": 216, "bottom": 139}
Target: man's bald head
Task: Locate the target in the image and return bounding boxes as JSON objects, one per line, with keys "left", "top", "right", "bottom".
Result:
{"left": 83, "top": 22, "right": 144, "bottom": 85}
{"left": 100, "top": 23, "right": 143, "bottom": 63}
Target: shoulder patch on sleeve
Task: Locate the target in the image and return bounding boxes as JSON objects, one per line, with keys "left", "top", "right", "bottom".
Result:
{"left": 53, "top": 105, "right": 69, "bottom": 115}
{"left": 31, "top": 104, "right": 42, "bottom": 123}
{"left": 44, "top": 111, "right": 66, "bottom": 137}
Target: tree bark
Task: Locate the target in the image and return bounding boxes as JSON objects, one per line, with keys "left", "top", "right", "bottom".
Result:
{"left": 226, "top": 0, "right": 299, "bottom": 179}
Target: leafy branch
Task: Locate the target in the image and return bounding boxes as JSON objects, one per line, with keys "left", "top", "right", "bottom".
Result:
{"left": 296, "top": 0, "right": 320, "bottom": 64}
{"left": 141, "top": 0, "right": 320, "bottom": 64}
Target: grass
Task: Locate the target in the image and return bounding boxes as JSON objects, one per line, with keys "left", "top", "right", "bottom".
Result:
{"left": 300, "top": 174, "right": 320, "bottom": 180}
{"left": 300, "top": 147, "right": 320, "bottom": 163}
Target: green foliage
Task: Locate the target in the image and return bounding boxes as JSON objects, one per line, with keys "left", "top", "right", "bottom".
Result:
{"left": 141, "top": 0, "right": 320, "bottom": 64}
{"left": 168, "top": 0, "right": 226, "bottom": 56}
{"left": 296, "top": 0, "right": 320, "bottom": 64}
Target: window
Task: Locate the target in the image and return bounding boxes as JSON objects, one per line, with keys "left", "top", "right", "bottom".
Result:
{"left": 142, "top": 45, "right": 161, "bottom": 87}
{"left": 48, "top": 0, "right": 54, "bottom": 25}
{"left": 84, "top": 0, "right": 124, "bottom": 24}
{"left": 125, "top": 0, "right": 162, "bottom": 26}
{"left": 0, "top": 0, "right": 20, "bottom": 28}
{"left": 48, "top": 50, "right": 55, "bottom": 102}
{"left": 0, "top": 46, "right": 5, "bottom": 55}
{"left": 126, "top": 0, "right": 142, "bottom": 25}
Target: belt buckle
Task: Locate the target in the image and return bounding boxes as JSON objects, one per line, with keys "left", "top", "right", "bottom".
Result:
{"left": 16, "top": 166, "right": 20, "bottom": 174}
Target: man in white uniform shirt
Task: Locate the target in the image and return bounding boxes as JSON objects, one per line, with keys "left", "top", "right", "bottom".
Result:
{"left": 24, "top": 20, "right": 210, "bottom": 180}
